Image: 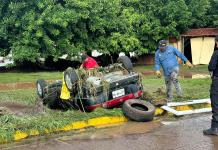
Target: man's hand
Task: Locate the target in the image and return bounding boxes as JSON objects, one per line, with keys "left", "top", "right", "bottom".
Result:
{"left": 156, "top": 70, "right": 161, "bottom": 78}
{"left": 185, "top": 61, "right": 193, "bottom": 68}
{"left": 209, "top": 71, "right": 213, "bottom": 78}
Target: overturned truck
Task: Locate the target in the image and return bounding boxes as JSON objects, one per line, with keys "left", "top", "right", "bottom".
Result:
{"left": 36, "top": 56, "right": 155, "bottom": 122}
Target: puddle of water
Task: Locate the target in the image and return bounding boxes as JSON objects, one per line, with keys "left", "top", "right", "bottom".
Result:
{"left": 58, "top": 121, "right": 162, "bottom": 142}
{"left": 0, "top": 102, "right": 32, "bottom": 116}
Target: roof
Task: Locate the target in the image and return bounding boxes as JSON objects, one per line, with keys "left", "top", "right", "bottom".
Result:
{"left": 181, "top": 28, "right": 218, "bottom": 37}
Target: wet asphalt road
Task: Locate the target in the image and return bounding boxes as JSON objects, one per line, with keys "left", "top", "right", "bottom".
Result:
{"left": 2, "top": 114, "right": 218, "bottom": 150}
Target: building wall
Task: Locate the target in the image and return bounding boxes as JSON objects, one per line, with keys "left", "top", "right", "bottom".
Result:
{"left": 136, "top": 54, "right": 155, "bottom": 65}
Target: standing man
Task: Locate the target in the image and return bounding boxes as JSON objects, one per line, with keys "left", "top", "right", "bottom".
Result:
{"left": 155, "top": 40, "right": 193, "bottom": 102}
{"left": 203, "top": 36, "right": 218, "bottom": 136}
{"left": 80, "top": 52, "right": 99, "bottom": 70}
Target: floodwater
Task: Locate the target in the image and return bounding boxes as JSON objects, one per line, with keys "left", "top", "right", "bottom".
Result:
{"left": 0, "top": 102, "right": 33, "bottom": 116}
{"left": 59, "top": 121, "right": 162, "bottom": 141}
{"left": 2, "top": 114, "right": 218, "bottom": 150}
{"left": 0, "top": 100, "right": 44, "bottom": 116}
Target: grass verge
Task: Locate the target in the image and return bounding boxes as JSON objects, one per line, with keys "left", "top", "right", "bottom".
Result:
{"left": 0, "top": 72, "right": 62, "bottom": 84}
{"left": 0, "top": 65, "right": 211, "bottom": 143}
{"left": 0, "top": 108, "right": 123, "bottom": 143}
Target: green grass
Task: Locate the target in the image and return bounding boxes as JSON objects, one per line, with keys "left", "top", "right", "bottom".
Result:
{"left": 0, "top": 65, "right": 209, "bottom": 84}
{"left": 142, "top": 77, "right": 211, "bottom": 101}
{"left": 139, "top": 65, "right": 210, "bottom": 101}
{"left": 180, "top": 64, "right": 209, "bottom": 73}
{"left": 0, "top": 72, "right": 62, "bottom": 83}
{"left": 134, "top": 64, "right": 209, "bottom": 74}
{"left": 0, "top": 65, "right": 212, "bottom": 143}
{"left": 133, "top": 65, "right": 154, "bottom": 72}
{"left": 0, "top": 89, "right": 36, "bottom": 106}
{"left": 0, "top": 108, "right": 123, "bottom": 143}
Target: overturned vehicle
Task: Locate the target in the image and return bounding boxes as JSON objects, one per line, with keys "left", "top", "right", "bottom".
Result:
{"left": 36, "top": 56, "right": 155, "bottom": 122}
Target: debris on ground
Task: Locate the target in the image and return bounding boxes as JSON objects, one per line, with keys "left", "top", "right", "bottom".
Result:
{"left": 150, "top": 98, "right": 167, "bottom": 107}
{"left": 141, "top": 88, "right": 167, "bottom": 106}
{"left": 141, "top": 91, "right": 154, "bottom": 101}
{"left": 33, "top": 97, "right": 45, "bottom": 114}
{"left": 154, "top": 87, "right": 165, "bottom": 95}
{"left": 0, "top": 106, "right": 13, "bottom": 115}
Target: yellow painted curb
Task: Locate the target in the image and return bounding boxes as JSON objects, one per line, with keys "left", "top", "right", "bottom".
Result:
{"left": 11, "top": 116, "right": 127, "bottom": 142}
{"left": 88, "top": 116, "right": 127, "bottom": 127}
{"left": 29, "top": 130, "right": 40, "bottom": 136}
{"left": 176, "top": 105, "right": 192, "bottom": 111}
{"left": 13, "top": 131, "right": 28, "bottom": 141}
{"left": 155, "top": 108, "right": 165, "bottom": 116}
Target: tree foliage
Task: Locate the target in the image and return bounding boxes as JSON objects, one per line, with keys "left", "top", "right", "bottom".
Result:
{"left": 0, "top": 0, "right": 217, "bottom": 63}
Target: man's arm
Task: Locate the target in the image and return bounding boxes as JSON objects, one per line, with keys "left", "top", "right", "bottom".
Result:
{"left": 154, "top": 51, "right": 161, "bottom": 71}
{"left": 80, "top": 61, "right": 85, "bottom": 69}
{"left": 154, "top": 51, "right": 162, "bottom": 77}
{"left": 208, "top": 51, "right": 218, "bottom": 72}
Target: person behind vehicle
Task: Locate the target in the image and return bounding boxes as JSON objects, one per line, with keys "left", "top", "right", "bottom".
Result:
{"left": 154, "top": 39, "right": 193, "bottom": 102}
{"left": 80, "top": 52, "right": 99, "bottom": 70}
{"left": 60, "top": 52, "right": 99, "bottom": 99}
{"left": 203, "top": 36, "right": 218, "bottom": 136}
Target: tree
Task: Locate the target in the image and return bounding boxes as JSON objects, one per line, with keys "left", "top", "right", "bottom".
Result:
{"left": 185, "top": 0, "right": 210, "bottom": 28}
{"left": 0, "top": 0, "right": 217, "bottom": 64}
{"left": 207, "top": 0, "right": 218, "bottom": 27}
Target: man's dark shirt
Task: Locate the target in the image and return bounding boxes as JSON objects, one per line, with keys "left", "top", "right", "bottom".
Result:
{"left": 208, "top": 49, "right": 218, "bottom": 77}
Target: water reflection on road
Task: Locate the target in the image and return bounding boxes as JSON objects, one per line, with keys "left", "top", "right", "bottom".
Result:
{"left": 58, "top": 121, "right": 162, "bottom": 141}
{"left": 3, "top": 114, "right": 218, "bottom": 150}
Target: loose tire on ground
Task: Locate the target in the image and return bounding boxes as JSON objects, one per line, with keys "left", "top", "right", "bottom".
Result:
{"left": 64, "top": 67, "right": 78, "bottom": 92}
{"left": 117, "top": 56, "right": 133, "bottom": 72}
{"left": 122, "top": 99, "right": 155, "bottom": 122}
{"left": 36, "top": 79, "right": 47, "bottom": 98}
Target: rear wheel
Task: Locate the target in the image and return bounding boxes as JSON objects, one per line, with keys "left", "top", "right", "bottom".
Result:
{"left": 117, "top": 56, "right": 133, "bottom": 72}
{"left": 64, "top": 67, "right": 78, "bottom": 93}
{"left": 122, "top": 99, "right": 155, "bottom": 122}
{"left": 36, "top": 79, "right": 47, "bottom": 98}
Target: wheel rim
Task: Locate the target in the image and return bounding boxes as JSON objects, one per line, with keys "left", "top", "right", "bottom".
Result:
{"left": 37, "top": 83, "right": 43, "bottom": 97}
{"left": 65, "top": 74, "right": 73, "bottom": 90}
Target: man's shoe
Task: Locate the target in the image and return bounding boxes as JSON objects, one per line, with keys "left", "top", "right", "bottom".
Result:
{"left": 203, "top": 128, "right": 218, "bottom": 136}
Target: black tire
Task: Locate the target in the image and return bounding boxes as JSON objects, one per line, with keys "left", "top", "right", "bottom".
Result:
{"left": 64, "top": 67, "right": 78, "bottom": 92}
{"left": 117, "top": 56, "right": 133, "bottom": 72}
{"left": 122, "top": 99, "right": 155, "bottom": 122}
{"left": 36, "top": 79, "right": 47, "bottom": 98}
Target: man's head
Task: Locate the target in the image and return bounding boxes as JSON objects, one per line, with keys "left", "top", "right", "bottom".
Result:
{"left": 158, "top": 40, "right": 167, "bottom": 52}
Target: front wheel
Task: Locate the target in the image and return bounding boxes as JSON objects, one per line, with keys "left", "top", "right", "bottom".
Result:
{"left": 117, "top": 56, "right": 133, "bottom": 72}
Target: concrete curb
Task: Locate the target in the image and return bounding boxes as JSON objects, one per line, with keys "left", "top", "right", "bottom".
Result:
{"left": 12, "top": 116, "right": 128, "bottom": 142}
{"left": 1, "top": 107, "right": 187, "bottom": 144}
